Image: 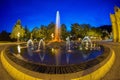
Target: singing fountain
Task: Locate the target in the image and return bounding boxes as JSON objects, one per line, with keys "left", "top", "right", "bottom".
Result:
{"left": 1, "top": 11, "right": 114, "bottom": 80}
{"left": 54, "top": 11, "right": 61, "bottom": 42}
{"left": 12, "top": 10, "right": 103, "bottom": 66}
{"left": 14, "top": 33, "right": 101, "bottom": 65}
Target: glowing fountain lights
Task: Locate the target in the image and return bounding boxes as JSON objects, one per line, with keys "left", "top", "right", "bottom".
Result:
{"left": 54, "top": 11, "right": 61, "bottom": 42}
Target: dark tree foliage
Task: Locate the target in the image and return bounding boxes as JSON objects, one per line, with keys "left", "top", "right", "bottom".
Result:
{"left": 0, "top": 31, "right": 15, "bottom": 41}
{"left": 97, "top": 25, "right": 112, "bottom": 33}
{"left": 2, "top": 19, "right": 112, "bottom": 41}
{"left": 24, "top": 26, "right": 31, "bottom": 41}
{"left": 61, "top": 24, "right": 69, "bottom": 40}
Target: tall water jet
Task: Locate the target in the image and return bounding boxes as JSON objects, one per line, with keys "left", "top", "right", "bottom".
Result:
{"left": 54, "top": 11, "right": 61, "bottom": 42}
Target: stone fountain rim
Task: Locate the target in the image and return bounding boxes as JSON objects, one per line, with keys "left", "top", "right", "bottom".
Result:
{"left": 5, "top": 45, "right": 109, "bottom": 74}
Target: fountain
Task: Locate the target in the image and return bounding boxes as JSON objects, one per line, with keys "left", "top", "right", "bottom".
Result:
{"left": 81, "top": 36, "right": 92, "bottom": 50}
{"left": 54, "top": 11, "right": 61, "bottom": 42}
{"left": 38, "top": 39, "right": 45, "bottom": 50}
{"left": 66, "top": 36, "right": 71, "bottom": 52}
{"left": 66, "top": 53, "right": 70, "bottom": 64}
{"left": 27, "top": 39, "right": 34, "bottom": 49}
{"left": 6, "top": 11, "right": 104, "bottom": 77}
{"left": 1, "top": 10, "right": 112, "bottom": 80}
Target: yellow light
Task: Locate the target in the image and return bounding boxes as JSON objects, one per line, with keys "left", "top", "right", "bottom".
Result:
{"left": 51, "top": 48, "right": 55, "bottom": 54}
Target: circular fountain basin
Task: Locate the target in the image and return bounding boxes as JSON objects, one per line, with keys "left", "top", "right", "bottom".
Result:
{"left": 2, "top": 42, "right": 115, "bottom": 80}
{"left": 4, "top": 41, "right": 109, "bottom": 75}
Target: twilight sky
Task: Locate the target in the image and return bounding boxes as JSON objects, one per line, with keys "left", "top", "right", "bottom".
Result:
{"left": 0, "top": 0, "right": 120, "bottom": 32}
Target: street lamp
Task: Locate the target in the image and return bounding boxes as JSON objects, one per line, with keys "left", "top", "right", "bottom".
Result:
{"left": 17, "top": 32, "right": 20, "bottom": 42}
{"left": 51, "top": 33, "right": 54, "bottom": 41}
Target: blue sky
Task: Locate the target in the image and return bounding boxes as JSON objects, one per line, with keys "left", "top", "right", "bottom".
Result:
{"left": 0, "top": 0, "right": 120, "bottom": 32}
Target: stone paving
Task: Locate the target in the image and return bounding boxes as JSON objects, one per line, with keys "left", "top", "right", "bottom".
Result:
{"left": 0, "top": 42, "right": 120, "bottom": 80}
{"left": 0, "top": 45, "right": 13, "bottom": 80}
{"left": 100, "top": 42, "right": 120, "bottom": 80}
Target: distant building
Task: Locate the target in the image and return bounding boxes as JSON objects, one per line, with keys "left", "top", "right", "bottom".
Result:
{"left": 110, "top": 6, "right": 120, "bottom": 42}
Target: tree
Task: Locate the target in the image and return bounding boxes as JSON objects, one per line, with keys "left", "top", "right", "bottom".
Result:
{"left": 96, "top": 25, "right": 112, "bottom": 40}
{"left": 71, "top": 23, "right": 83, "bottom": 39}
{"left": 0, "top": 31, "right": 11, "bottom": 41}
{"left": 87, "top": 28, "right": 101, "bottom": 37}
{"left": 10, "top": 19, "right": 25, "bottom": 41}
{"left": 24, "top": 26, "right": 31, "bottom": 41}
{"left": 47, "top": 22, "right": 55, "bottom": 40}
{"left": 98, "top": 25, "right": 112, "bottom": 33}
{"left": 31, "top": 27, "right": 41, "bottom": 39}
{"left": 61, "top": 24, "right": 69, "bottom": 40}
{"left": 101, "top": 30, "right": 110, "bottom": 39}
{"left": 39, "top": 25, "right": 47, "bottom": 39}
{"left": 81, "top": 24, "right": 90, "bottom": 37}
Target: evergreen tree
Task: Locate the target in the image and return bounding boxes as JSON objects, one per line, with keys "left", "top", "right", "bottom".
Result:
{"left": 10, "top": 19, "right": 25, "bottom": 41}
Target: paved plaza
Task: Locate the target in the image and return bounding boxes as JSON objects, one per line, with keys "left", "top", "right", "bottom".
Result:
{"left": 0, "top": 45, "right": 13, "bottom": 80}
{"left": 101, "top": 42, "right": 120, "bottom": 80}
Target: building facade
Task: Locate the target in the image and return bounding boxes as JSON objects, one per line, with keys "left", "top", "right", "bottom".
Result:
{"left": 110, "top": 6, "right": 120, "bottom": 42}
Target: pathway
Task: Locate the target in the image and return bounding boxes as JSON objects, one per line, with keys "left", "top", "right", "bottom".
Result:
{"left": 0, "top": 45, "right": 13, "bottom": 80}
{"left": 100, "top": 42, "right": 120, "bottom": 80}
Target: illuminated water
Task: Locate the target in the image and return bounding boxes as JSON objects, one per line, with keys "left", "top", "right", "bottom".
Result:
{"left": 10, "top": 42, "right": 104, "bottom": 66}
{"left": 54, "top": 11, "right": 61, "bottom": 41}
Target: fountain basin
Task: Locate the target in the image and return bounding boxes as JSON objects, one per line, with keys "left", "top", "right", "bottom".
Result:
{"left": 6, "top": 42, "right": 105, "bottom": 74}
{"left": 1, "top": 45, "right": 115, "bottom": 80}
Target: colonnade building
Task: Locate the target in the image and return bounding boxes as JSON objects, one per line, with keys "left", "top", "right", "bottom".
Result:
{"left": 110, "top": 6, "right": 120, "bottom": 42}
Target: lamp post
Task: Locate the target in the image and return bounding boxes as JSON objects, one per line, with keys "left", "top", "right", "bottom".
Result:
{"left": 51, "top": 33, "right": 54, "bottom": 41}
{"left": 17, "top": 32, "right": 20, "bottom": 42}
